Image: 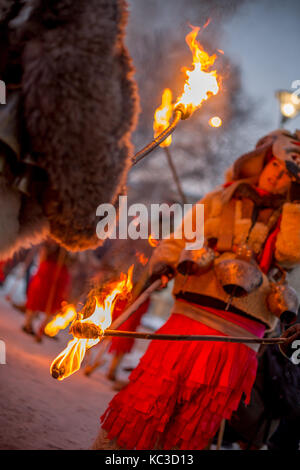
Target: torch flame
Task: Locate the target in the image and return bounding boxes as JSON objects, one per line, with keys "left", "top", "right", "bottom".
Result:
{"left": 136, "top": 251, "right": 148, "bottom": 266}
{"left": 148, "top": 234, "right": 159, "bottom": 248}
{"left": 175, "top": 25, "right": 220, "bottom": 116}
{"left": 153, "top": 88, "right": 173, "bottom": 147}
{"left": 50, "top": 266, "right": 133, "bottom": 380}
{"left": 44, "top": 304, "right": 77, "bottom": 337}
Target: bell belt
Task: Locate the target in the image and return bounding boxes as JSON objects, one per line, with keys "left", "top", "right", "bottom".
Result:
{"left": 172, "top": 296, "right": 265, "bottom": 352}
{"left": 176, "top": 291, "right": 267, "bottom": 326}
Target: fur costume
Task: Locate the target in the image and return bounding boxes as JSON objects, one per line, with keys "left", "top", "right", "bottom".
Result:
{"left": 0, "top": 0, "right": 138, "bottom": 258}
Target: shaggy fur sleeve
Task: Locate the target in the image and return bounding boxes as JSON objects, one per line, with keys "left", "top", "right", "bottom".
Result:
{"left": 275, "top": 203, "right": 300, "bottom": 266}
{"left": 20, "top": 0, "right": 139, "bottom": 250}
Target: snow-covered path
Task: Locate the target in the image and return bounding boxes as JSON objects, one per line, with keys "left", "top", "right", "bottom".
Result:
{"left": 0, "top": 295, "right": 116, "bottom": 450}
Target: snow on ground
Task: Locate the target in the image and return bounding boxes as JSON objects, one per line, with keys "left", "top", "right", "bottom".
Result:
{"left": 0, "top": 293, "right": 144, "bottom": 450}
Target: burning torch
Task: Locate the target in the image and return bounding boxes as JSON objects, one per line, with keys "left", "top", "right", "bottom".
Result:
{"left": 50, "top": 266, "right": 162, "bottom": 381}
{"left": 70, "top": 327, "right": 286, "bottom": 346}
{"left": 133, "top": 26, "right": 220, "bottom": 165}
{"left": 153, "top": 88, "right": 187, "bottom": 205}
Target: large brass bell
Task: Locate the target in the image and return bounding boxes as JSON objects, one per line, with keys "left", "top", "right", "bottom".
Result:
{"left": 266, "top": 269, "right": 299, "bottom": 323}
{"left": 214, "top": 244, "right": 263, "bottom": 297}
{"left": 177, "top": 245, "right": 215, "bottom": 276}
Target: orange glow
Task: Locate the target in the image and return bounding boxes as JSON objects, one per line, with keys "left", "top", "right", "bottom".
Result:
{"left": 175, "top": 25, "right": 220, "bottom": 116}
{"left": 136, "top": 251, "right": 149, "bottom": 266}
{"left": 202, "top": 18, "right": 211, "bottom": 29}
{"left": 50, "top": 266, "right": 134, "bottom": 381}
{"left": 209, "top": 116, "right": 222, "bottom": 128}
{"left": 45, "top": 304, "right": 77, "bottom": 337}
{"left": 153, "top": 88, "right": 173, "bottom": 148}
{"left": 148, "top": 234, "right": 159, "bottom": 248}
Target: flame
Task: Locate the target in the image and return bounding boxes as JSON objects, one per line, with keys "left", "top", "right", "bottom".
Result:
{"left": 202, "top": 18, "right": 211, "bottom": 30}
{"left": 50, "top": 266, "right": 134, "bottom": 380}
{"left": 136, "top": 251, "right": 148, "bottom": 266}
{"left": 44, "top": 304, "right": 77, "bottom": 337}
{"left": 153, "top": 88, "right": 173, "bottom": 148}
{"left": 148, "top": 234, "right": 159, "bottom": 248}
{"left": 175, "top": 25, "right": 220, "bottom": 115}
{"left": 209, "top": 116, "right": 222, "bottom": 128}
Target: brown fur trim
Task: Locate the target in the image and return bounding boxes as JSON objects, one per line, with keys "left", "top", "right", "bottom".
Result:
{"left": 232, "top": 183, "right": 285, "bottom": 209}
{"left": 232, "top": 142, "right": 272, "bottom": 180}
{"left": 0, "top": 188, "right": 49, "bottom": 261}
{"left": 19, "top": 0, "right": 139, "bottom": 250}
{"left": 224, "top": 166, "right": 233, "bottom": 183}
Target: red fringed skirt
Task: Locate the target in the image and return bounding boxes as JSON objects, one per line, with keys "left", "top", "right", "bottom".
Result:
{"left": 101, "top": 313, "right": 258, "bottom": 450}
{"left": 26, "top": 260, "right": 70, "bottom": 315}
{"left": 109, "top": 298, "right": 150, "bottom": 355}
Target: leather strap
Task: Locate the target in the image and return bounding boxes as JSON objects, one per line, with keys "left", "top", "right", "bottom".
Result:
{"left": 176, "top": 291, "right": 267, "bottom": 326}
{"left": 172, "top": 300, "right": 261, "bottom": 352}
{"left": 216, "top": 198, "right": 236, "bottom": 252}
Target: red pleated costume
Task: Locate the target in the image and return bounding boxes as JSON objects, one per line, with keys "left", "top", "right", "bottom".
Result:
{"left": 109, "top": 297, "right": 150, "bottom": 355}
{"left": 101, "top": 313, "right": 258, "bottom": 450}
{"left": 26, "top": 259, "right": 70, "bottom": 315}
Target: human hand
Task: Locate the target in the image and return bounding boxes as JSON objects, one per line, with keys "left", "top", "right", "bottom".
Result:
{"left": 149, "top": 263, "right": 174, "bottom": 289}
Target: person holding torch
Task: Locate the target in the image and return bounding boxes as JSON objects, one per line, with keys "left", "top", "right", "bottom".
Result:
{"left": 93, "top": 129, "right": 300, "bottom": 450}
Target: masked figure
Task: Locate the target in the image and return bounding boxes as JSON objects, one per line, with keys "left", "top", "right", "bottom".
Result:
{"left": 93, "top": 129, "right": 300, "bottom": 450}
